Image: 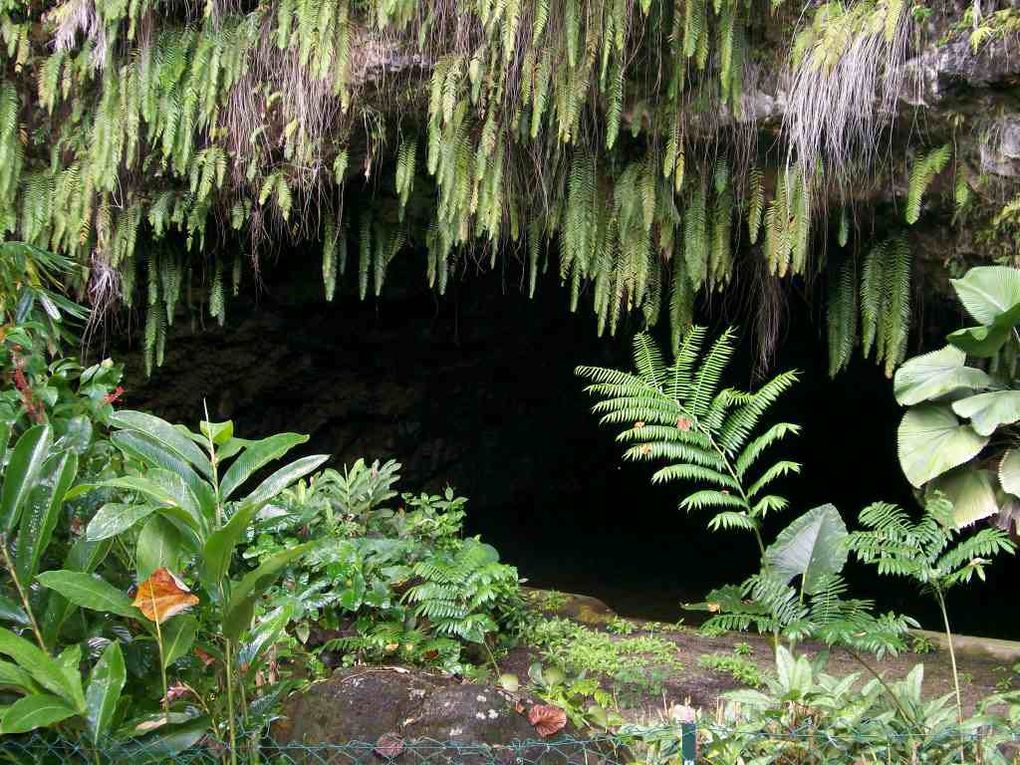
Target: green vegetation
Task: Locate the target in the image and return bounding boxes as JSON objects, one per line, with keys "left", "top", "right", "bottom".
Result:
{"left": 697, "top": 651, "right": 763, "bottom": 688}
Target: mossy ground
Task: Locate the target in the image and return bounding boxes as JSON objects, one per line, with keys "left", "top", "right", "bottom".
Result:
{"left": 509, "top": 589, "right": 1018, "bottom": 722}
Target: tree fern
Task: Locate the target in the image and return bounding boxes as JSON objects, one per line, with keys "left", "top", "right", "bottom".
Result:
{"left": 577, "top": 329, "right": 800, "bottom": 556}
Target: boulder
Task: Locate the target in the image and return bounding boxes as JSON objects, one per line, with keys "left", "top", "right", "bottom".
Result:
{"left": 271, "top": 666, "right": 603, "bottom": 764}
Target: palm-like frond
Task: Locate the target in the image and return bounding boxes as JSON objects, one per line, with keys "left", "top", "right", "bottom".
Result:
{"left": 577, "top": 327, "right": 800, "bottom": 536}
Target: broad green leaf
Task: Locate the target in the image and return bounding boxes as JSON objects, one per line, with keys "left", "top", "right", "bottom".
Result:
{"left": 119, "top": 716, "right": 210, "bottom": 759}
{"left": 236, "top": 454, "right": 330, "bottom": 511}
{"left": 86, "top": 503, "right": 158, "bottom": 541}
{"left": 15, "top": 450, "right": 78, "bottom": 583}
{"left": 0, "top": 425, "right": 52, "bottom": 532}
{"left": 892, "top": 346, "right": 991, "bottom": 406}
{"left": 85, "top": 641, "right": 126, "bottom": 744}
{"left": 108, "top": 411, "right": 213, "bottom": 480}
{"left": 0, "top": 658, "right": 37, "bottom": 692}
{"left": 219, "top": 433, "right": 308, "bottom": 500}
{"left": 54, "top": 415, "right": 93, "bottom": 455}
{"left": 0, "top": 628, "right": 83, "bottom": 709}
{"left": 161, "top": 616, "right": 197, "bottom": 669}
{"left": 897, "top": 405, "right": 989, "bottom": 488}
{"left": 951, "top": 390, "right": 1020, "bottom": 437}
{"left": 199, "top": 503, "right": 260, "bottom": 597}
{"left": 136, "top": 515, "right": 187, "bottom": 580}
{"left": 932, "top": 469, "right": 999, "bottom": 527}
{"left": 40, "top": 537, "right": 114, "bottom": 646}
{"left": 0, "top": 595, "right": 28, "bottom": 626}
{"left": 950, "top": 266, "right": 1020, "bottom": 325}
{"left": 764, "top": 503, "right": 848, "bottom": 595}
{"left": 947, "top": 309, "right": 1020, "bottom": 358}
{"left": 36, "top": 571, "right": 138, "bottom": 620}
{"left": 1001, "top": 449, "right": 1020, "bottom": 498}
{"left": 222, "top": 543, "right": 313, "bottom": 640}
{"left": 0, "top": 422, "right": 10, "bottom": 465}
{"left": 92, "top": 474, "right": 203, "bottom": 539}
{"left": 199, "top": 419, "right": 233, "bottom": 445}
{"left": 0, "top": 693, "right": 76, "bottom": 734}
{"left": 111, "top": 432, "right": 215, "bottom": 521}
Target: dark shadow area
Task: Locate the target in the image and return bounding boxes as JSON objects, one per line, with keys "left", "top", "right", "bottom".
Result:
{"left": 115, "top": 252, "right": 1020, "bottom": 639}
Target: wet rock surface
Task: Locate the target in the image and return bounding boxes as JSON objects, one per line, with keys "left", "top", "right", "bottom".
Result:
{"left": 271, "top": 666, "right": 596, "bottom": 763}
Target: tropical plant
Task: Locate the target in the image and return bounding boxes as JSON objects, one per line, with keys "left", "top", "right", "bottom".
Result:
{"left": 40, "top": 410, "right": 329, "bottom": 761}
{"left": 892, "top": 264, "right": 1020, "bottom": 528}
{"left": 849, "top": 496, "right": 1015, "bottom": 720}
{"left": 691, "top": 646, "right": 1019, "bottom": 764}
{"left": 260, "top": 462, "right": 522, "bottom": 674}
{"left": 695, "top": 503, "right": 915, "bottom": 657}
{"left": 576, "top": 328, "right": 800, "bottom": 558}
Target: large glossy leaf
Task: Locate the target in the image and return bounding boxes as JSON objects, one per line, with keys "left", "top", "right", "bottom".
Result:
{"left": 0, "top": 595, "right": 28, "bottom": 626}
{"left": 764, "top": 504, "right": 847, "bottom": 595}
{"left": 933, "top": 469, "right": 1000, "bottom": 527}
{"left": 950, "top": 266, "right": 1020, "bottom": 325}
{"left": 90, "top": 474, "right": 203, "bottom": 541}
{"left": 892, "top": 346, "right": 991, "bottom": 406}
{"left": 14, "top": 450, "right": 78, "bottom": 584}
{"left": 136, "top": 515, "right": 188, "bottom": 580}
{"left": 951, "top": 391, "right": 1020, "bottom": 437}
{"left": 236, "top": 454, "right": 330, "bottom": 511}
{"left": 219, "top": 433, "right": 308, "bottom": 500}
{"left": 0, "top": 628, "right": 83, "bottom": 709}
{"left": 35, "top": 571, "right": 139, "bottom": 620}
{"left": 1001, "top": 449, "right": 1020, "bottom": 499}
{"left": 199, "top": 503, "right": 261, "bottom": 596}
{"left": 108, "top": 411, "right": 213, "bottom": 480}
{"left": 222, "top": 543, "right": 312, "bottom": 640}
{"left": 40, "top": 537, "right": 113, "bottom": 646}
{"left": 0, "top": 693, "right": 77, "bottom": 734}
{"left": 947, "top": 307, "right": 1020, "bottom": 358}
{"left": 86, "top": 503, "right": 159, "bottom": 541}
{"left": 897, "top": 405, "right": 989, "bottom": 488}
{"left": 0, "top": 425, "right": 52, "bottom": 532}
{"left": 161, "top": 616, "right": 197, "bottom": 668}
{"left": 111, "top": 432, "right": 215, "bottom": 521}
{"left": 0, "top": 658, "right": 37, "bottom": 692}
{"left": 85, "top": 641, "right": 125, "bottom": 744}
{"left": 118, "top": 716, "right": 210, "bottom": 760}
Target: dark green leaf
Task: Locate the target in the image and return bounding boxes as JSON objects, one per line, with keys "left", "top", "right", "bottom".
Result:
{"left": 0, "top": 425, "right": 52, "bottom": 532}
{"left": 85, "top": 641, "right": 125, "bottom": 744}
{"left": 15, "top": 450, "right": 78, "bottom": 584}
{"left": 219, "top": 433, "right": 308, "bottom": 500}
{"left": 0, "top": 693, "right": 76, "bottom": 734}
{"left": 36, "top": 571, "right": 138, "bottom": 620}
{"left": 86, "top": 503, "right": 158, "bottom": 541}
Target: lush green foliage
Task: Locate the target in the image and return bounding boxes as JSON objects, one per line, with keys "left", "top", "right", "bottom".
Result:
{"left": 253, "top": 459, "right": 521, "bottom": 674}
{"left": 2, "top": 0, "right": 1007, "bottom": 379}
{"left": 893, "top": 264, "right": 1020, "bottom": 528}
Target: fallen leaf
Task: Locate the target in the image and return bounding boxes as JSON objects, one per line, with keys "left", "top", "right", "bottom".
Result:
{"left": 374, "top": 732, "right": 404, "bottom": 758}
{"left": 132, "top": 568, "right": 199, "bottom": 624}
{"left": 528, "top": 704, "right": 567, "bottom": 737}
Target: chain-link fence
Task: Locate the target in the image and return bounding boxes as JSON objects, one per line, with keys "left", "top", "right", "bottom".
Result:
{"left": 4, "top": 722, "right": 1017, "bottom": 764}
{"left": 0, "top": 725, "right": 693, "bottom": 765}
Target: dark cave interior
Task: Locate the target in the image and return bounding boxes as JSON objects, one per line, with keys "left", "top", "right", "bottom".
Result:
{"left": 114, "top": 251, "right": 1020, "bottom": 639}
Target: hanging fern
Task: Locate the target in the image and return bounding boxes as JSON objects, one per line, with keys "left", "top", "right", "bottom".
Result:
{"left": 905, "top": 144, "right": 951, "bottom": 225}
{"left": 826, "top": 257, "right": 856, "bottom": 377}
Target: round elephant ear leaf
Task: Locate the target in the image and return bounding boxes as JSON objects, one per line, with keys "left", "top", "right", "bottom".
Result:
{"left": 930, "top": 469, "right": 999, "bottom": 527}
{"left": 897, "top": 405, "right": 988, "bottom": 488}
{"left": 764, "top": 503, "right": 848, "bottom": 594}
{"left": 951, "top": 391, "right": 1020, "bottom": 437}
{"left": 950, "top": 266, "right": 1020, "bottom": 326}
{"left": 528, "top": 705, "right": 567, "bottom": 737}
{"left": 893, "top": 346, "right": 990, "bottom": 406}
{"left": 132, "top": 568, "right": 199, "bottom": 624}
{"left": 1001, "top": 450, "right": 1020, "bottom": 499}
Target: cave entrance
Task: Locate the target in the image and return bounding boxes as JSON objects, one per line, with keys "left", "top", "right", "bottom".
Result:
{"left": 122, "top": 253, "right": 1020, "bottom": 638}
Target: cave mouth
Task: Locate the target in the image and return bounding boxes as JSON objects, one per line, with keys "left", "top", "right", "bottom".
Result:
{"left": 120, "top": 253, "right": 1020, "bottom": 639}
